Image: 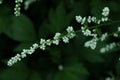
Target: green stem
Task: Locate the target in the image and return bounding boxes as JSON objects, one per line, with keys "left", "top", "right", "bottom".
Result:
{"left": 75, "top": 20, "right": 120, "bottom": 34}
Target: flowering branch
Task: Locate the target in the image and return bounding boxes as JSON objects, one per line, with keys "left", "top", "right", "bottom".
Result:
{"left": 7, "top": 7, "right": 120, "bottom": 66}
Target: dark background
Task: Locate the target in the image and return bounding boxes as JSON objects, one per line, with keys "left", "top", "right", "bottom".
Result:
{"left": 0, "top": 0, "right": 120, "bottom": 80}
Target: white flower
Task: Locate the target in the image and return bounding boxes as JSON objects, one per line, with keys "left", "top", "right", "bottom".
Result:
{"left": 100, "top": 48, "right": 106, "bottom": 53}
{"left": 87, "top": 16, "right": 92, "bottom": 23}
{"left": 66, "top": 26, "right": 74, "bottom": 33}
{"left": 53, "top": 33, "right": 61, "bottom": 39}
{"left": 97, "top": 20, "right": 101, "bottom": 24}
{"left": 46, "top": 39, "right": 52, "bottom": 46}
{"left": 81, "top": 26, "right": 97, "bottom": 37}
{"left": 100, "top": 42, "right": 117, "bottom": 53}
{"left": 100, "top": 33, "right": 108, "bottom": 41}
{"left": 66, "top": 26, "right": 76, "bottom": 38}
{"left": 75, "top": 15, "right": 82, "bottom": 23}
{"left": 14, "top": 0, "right": 23, "bottom": 16}
{"left": 62, "top": 36, "right": 69, "bottom": 43}
{"left": 91, "top": 16, "right": 97, "bottom": 23}
{"left": 113, "top": 33, "right": 118, "bottom": 37}
{"left": 84, "top": 38, "right": 98, "bottom": 50}
{"left": 7, "top": 54, "right": 21, "bottom": 66}
{"left": 53, "top": 33, "right": 61, "bottom": 45}
{"left": 39, "top": 44, "right": 46, "bottom": 50}
{"left": 58, "top": 65, "right": 63, "bottom": 71}
{"left": 118, "top": 27, "right": 120, "bottom": 31}
{"left": 53, "top": 40, "right": 59, "bottom": 45}
{"left": 33, "top": 43, "right": 39, "bottom": 48}
{"left": 102, "top": 7, "right": 109, "bottom": 16}
{"left": 40, "top": 39, "right": 46, "bottom": 44}
{"left": 81, "top": 17, "right": 86, "bottom": 24}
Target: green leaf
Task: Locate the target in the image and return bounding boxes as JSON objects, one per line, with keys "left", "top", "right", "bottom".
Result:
{"left": 30, "top": 72, "right": 42, "bottom": 80}
{"left": 0, "top": 7, "right": 12, "bottom": 34}
{"left": 0, "top": 62, "right": 29, "bottom": 80}
{"left": 4, "top": 14, "right": 37, "bottom": 42}
{"left": 39, "top": 2, "right": 73, "bottom": 38}
{"left": 54, "top": 64, "right": 89, "bottom": 80}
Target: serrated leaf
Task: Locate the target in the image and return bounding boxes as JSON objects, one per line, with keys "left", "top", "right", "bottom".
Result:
{"left": 4, "top": 14, "right": 37, "bottom": 42}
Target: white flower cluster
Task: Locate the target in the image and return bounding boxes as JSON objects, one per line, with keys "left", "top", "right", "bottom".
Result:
{"left": 81, "top": 26, "right": 98, "bottom": 50}
{"left": 7, "top": 43, "right": 38, "bottom": 66}
{"left": 14, "top": 0, "right": 23, "bottom": 16}
{"left": 102, "top": 7, "right": 110, "bottom": 17}
{"left": 81, "top": 26, "right": 97, "bottom": 37}
{"left": 84, "top": 37, "right": 98, "bottom": 50}
{"left": 100, "top": 42, "right": 120, "bottom": 53}
{"left": 101, "top": 7, "right": 109, "bottom": 22}
{"left": 76, "top": 7, "right": 110, "bottom": 25}
{"left": 100, "top": 33, "right": 108, "bottom": 41}
{"left": 75, "top": 7, "right": 110, "bottom": 50}
{"left": 7, "top": 26, "right": 76, "bottom": 66}
{"left": 24, "top": 0, "right": 36, "bottom": 10}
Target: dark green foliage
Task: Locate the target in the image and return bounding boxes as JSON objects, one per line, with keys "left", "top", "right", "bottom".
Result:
{"left": 0, "top": 0, "right": 120, "bottom": 80}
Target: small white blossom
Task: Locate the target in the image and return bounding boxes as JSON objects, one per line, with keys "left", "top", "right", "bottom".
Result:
{"left": 7, "top": 54, "right": 21, "bottom": 66}
{"left": 102, "top": 7, "right": 110, "bottom": 16}
{"left": 113, "top": 33, "right": 118, "bottom": 37}
{"left": 46, "top": 39, "right": 52, "bottom": 46}
{"left": 100, "top": 42, "right": 117, "bottom": 53}
{"left": 75, "top": 15, "right": 82, "bottom": 23}
{"left": 53, "top": 40, "right": 59, "bottom": 45}
{"left": 81, "top": 17, "right": 86, "bottom": 24}
{"left": 100, "top": 33, "right": 108, "bottom": 41}
{"left": 40, "top": 39, "right": 46, "bottom": 44}
{"left": 66, "top": 26, "right": 74, "bottom": 33}
{"left": 14, "top": 0, "right": 23, "bottom": 16}
{"left": 91, "top": 16, "right": 97, "bottom": 23}
{"left": 58, "top": 65, "right": 63, "bottom": 71}
{"left": 97, "top": 20, "right": 101, "bottom": 24}
{"left": 66, "top": 26, "right": 76, "bottom": 38}
{"left": 87, "top": 16, "right": 92, "bottom": 23}
{"left": 53, "top": 33, "right": 61, "bottom": 45}
{"left": 118, "top": 27, "right": 120, "bottom": 31}
{"left": 53, "top": 33, "right": 61, "bottom": 39}
{"left": 84, "top": 38, "right": 98, "bottom": 50}
{"left": 39, "top": 44, "right": 46, "bottom": 50}
{"left": 33, "top": 43, "right": 39, "bottom": 48}
{"left": 62, "top": 36, "right": 69, "bottom": 43}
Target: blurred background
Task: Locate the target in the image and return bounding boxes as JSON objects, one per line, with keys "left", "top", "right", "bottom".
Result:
{"left": 0, "top": 0, "right": 120, "bottom": 80}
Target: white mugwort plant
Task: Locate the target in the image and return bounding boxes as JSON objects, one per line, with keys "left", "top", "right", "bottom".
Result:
{"left": 7, "top": 6, "right": 120, "bottom": 66}
{"left": 14, "top": 0, "right": 23, "bottom": 16}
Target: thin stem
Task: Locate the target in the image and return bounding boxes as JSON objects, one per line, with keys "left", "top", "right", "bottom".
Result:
{"left": 75, "top": 20, "right": 120, "bottom": 34}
